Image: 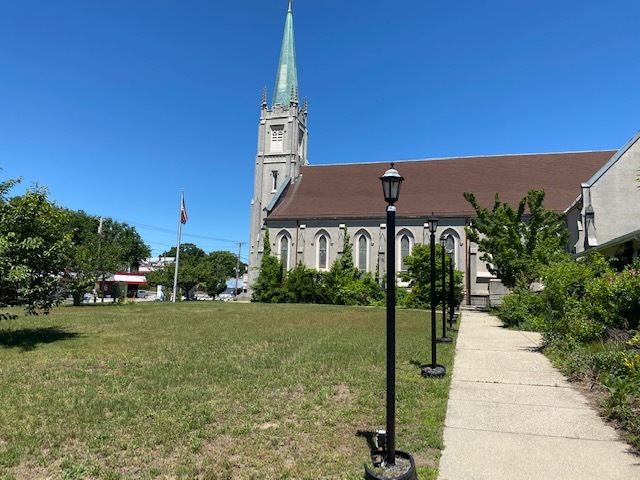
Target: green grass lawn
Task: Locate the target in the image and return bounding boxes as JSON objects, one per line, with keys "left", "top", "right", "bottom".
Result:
{"left": 0, "top": 302, "right": 456, "bottom": 480}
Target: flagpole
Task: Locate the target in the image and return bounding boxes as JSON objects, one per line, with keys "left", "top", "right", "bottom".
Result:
{"left": 172, "top": 190, "right": 184, "bottom": 302}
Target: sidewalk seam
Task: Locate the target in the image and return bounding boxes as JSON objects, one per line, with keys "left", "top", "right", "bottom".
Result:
{"left": 447, "top": 397, "right": 594, "bottom": 410}
{"left": 443, "top": 425, "right": 621, "bottom": 443}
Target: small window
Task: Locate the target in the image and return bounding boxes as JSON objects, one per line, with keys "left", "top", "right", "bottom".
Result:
{"left": 358, "top": 236, "right": 368, "bottom": 271}
{"left": 318, "top": 235, "right": 327, "bottom": 269}
{"left": 272, "top": 171, "right": 278, "bottom": 192}
{"left": 271, "top": 125, "right": 284, "bottom": 152}
{"left": 400, "top": 235, "right": 410, "bottom": 271}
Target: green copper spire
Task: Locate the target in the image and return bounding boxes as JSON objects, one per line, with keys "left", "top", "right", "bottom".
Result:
{"left": 272, "top": 0, "right": 298, "bottom": 106}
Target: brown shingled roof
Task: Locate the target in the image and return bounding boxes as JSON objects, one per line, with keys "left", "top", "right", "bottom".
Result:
{"left": 268, "top": 151, "right": 615, "bottom": 220}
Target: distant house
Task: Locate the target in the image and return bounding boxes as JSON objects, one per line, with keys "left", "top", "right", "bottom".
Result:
{"left": 138, "top": 257, "right": 175, "bottom": 274}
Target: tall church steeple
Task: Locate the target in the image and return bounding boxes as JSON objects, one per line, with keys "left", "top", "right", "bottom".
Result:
{"left": 248, "top": 0, "right": 309, "bottom": 295}
{"left": 272, "top": 0, "right": 298, "bottom": 107}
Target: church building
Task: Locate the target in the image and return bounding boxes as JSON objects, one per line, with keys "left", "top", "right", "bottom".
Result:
{"left": 248, "top": 2, "right": 640, "bottom": 304}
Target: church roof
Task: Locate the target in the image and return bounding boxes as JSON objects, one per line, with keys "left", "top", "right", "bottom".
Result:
{"left": 272, "top": 1, "right": 298, "bottom": 107}
{"left": 267, "top": 151, "right": 616, "bottom": 220}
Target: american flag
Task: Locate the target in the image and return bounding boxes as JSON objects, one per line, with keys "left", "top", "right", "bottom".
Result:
{"left": 180, "top": 195, "right": 188, "bottom": 224}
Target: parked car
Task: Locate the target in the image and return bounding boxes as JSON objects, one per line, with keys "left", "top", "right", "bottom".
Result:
{"left": 136, "top": 290, "right": 148, "bottom": 298}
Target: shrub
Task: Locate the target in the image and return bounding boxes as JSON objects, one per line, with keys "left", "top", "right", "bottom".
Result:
{"left": 281, "top": 263, "right": 329, "bottom": 304}
{"left": 498, "top": 288, "right": 548, "bottom": 329}
{"left": 582, "top": 262, "right": 640, "bottom": 333}
{"left": 523, "top": 256, "right": 640, "bottom": 449}
{"left": 539, "top": 256, "right": 593, "bottom": 315}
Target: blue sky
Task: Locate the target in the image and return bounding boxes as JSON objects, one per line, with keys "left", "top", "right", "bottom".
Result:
{"left": 2, "top": 0, "right": 639, "bottom": 261}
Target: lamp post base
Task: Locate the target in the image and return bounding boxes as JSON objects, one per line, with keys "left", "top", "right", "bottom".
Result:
{"left": 364, "top": 450, "right": 417, "bottom": 480}
{"left": 436, "top": 336, "right": 453, "bottom": 343}
{"left": 421, "top": 364, "right": 446, "bottom": 378}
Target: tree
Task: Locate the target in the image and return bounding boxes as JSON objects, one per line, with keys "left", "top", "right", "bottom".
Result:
{"left": 464, "top": 189, "right": 569, "bottom": 289}
{"left": 0, "top": 185, "right": 74, "bottom": 315}
{"left": 400, "top": 243, "right": 464, "bottom": 309}
{"left": 67, "top": 212, "right": 149, "bottom": 272}
{"left": 339, "top": 226, "right": 358, "bottom": 277}
{"left": 202, "top": 250, "right": 243, "bottom": 298}
{"left": 64, "top": 210, "right": 150, "bottom": 304}
{"left": 147, "top": 243, "right": 206, "bottom": 299}
{"left": 252, "top": 229, "right": 284, "bottom": 302}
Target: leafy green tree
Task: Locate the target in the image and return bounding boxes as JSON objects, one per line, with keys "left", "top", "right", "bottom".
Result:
{"left": 64, "top": 210, "right": 150, "bottom": 304}
{"left": 339, "top": 226, "right": 358, "bottom": 277}
{"left": 464, "top": 189, "right": 569, "bottom": 289}
{"left": 147, "top": 244, "right": 206, "bottom": 299}
{"left": 252, "top": 229, "right": 284, "bottom": 302}
{"left": 202, "top": 250, "right": 243, "bottom": 297}
{"left": 0, "top": 175, "right": 21, "bottom": 202}
{"left": 401, "top": 243, "right": 463, "bottom": 309}
{"left": 0, "top": 185, "right": 73, "bottom": 315}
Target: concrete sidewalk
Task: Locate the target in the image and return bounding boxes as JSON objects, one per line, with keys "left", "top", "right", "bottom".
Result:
{"left": 437, "top": 309, "right": 640, "bottom": 480}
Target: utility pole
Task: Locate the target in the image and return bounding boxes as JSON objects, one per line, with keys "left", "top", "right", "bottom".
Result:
{"left": 234, "top": 241, "right": 246, "bottom": 300}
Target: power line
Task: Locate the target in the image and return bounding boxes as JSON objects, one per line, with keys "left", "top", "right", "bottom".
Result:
{"left": 111, "top": 217, "right": 243, "bottom": 244}
{"left": 80, "top": 211, "right": 244, "bottom": 245}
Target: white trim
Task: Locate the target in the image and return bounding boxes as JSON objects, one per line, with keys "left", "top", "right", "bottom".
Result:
{"left": 583, "top": 130, "right": 640, "bottom": 187}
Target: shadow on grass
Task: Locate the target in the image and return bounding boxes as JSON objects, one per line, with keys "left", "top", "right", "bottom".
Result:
{"left": 0, "top": 327, "right": 81, "bottom": 352}
{"left": 356, "top": 430, "right": 385, "bottom": 468}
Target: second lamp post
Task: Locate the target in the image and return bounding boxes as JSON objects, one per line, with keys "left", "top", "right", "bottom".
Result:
{"left": 446, "top": 235, "right": 456, "bottom": 330}
{"left": 421, "top": 215, "right": 446, "bottom": 378}
{"left": 437, "top": 235, "right": 452, "bottom": 344}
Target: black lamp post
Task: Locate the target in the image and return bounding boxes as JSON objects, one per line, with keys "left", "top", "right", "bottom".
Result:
{"left": 421, "top": 216, "right": 446, "bottom": 378}
{"left": 446, "top": 235, "right": 456, "bottom": 329}
{"left": 437, "top": 235, "right": 451, "bottom": 343}
{"left": 380, "top": 165, "right": 401, "bottom": 464}
{"left": 365, "top": 165, "right": 417, "bottom": 480}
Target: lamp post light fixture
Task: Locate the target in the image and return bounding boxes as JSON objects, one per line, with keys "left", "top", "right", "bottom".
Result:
{"left": 364, "top": 164, "right": 417, "bottom": 480}
{"left": 446, "top": 235, "right": 456, "bottom": 329}
{"left": 437, "top": 235, "right": 452, "bottom": 344}
{"left": 421, "top": 215, "right": 446, "bottom": 378}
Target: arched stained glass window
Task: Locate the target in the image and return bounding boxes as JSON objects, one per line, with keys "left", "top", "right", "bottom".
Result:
{"left": 358, "top": 236, "right": 367, "bottom": 271}
{"left": 400, "top": 235, "right": 410, "bottom": 271}
{"left": 318, "top": 235, "right": 327, "bottom": 269}
{"left": 280, "top": 236, "right": 289, "bottom": 271}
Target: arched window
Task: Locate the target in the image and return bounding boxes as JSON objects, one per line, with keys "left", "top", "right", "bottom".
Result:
{"left": 358, "top": 235, "right": 368, "bottom": 271}
{"left": 271, "top": 125, "right": 284, "bottom": 153}
{"left": 280, "top": 236, "right": 289, "bottom": 271}
{"left": 400, "top": 235, "right": 410, "bottom": 271}
{"left": 441, "top": 229, "right": 460, "bottom": 267}
{"left": 318, "top": 235, "right": 328, "bottom": 270}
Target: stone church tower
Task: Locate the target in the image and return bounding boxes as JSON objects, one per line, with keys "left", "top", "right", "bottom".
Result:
{"left": 248, "top": 1, "right": 308, "bottom": 292}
